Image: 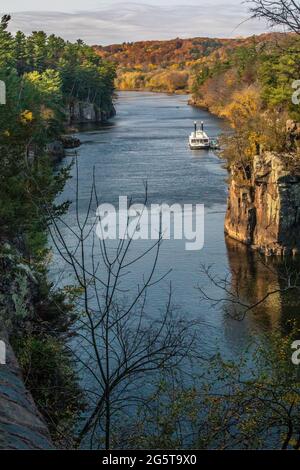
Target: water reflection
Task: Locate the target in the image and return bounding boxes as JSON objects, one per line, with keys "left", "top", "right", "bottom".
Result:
{"left": 225, "top": 236, "right": 300, "bottom": 333}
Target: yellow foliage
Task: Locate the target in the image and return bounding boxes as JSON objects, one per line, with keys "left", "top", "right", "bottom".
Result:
{"left": 147, "top": 71, "right": 189, "bottom": 92}
{"left": 116, "top": 69, "right": 189, "bottom": 93}
{"left": 221, "top": 86, "right": 261, "bottom": 128}
{"left": 20, "top": 110, "right": 33, "bottom": 124}
{"left": 116, "top": 71, "right": 145, "bottom": 90}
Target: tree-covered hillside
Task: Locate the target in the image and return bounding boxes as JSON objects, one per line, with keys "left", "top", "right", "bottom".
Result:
{"left": 94, "top": 33, "right": 288, "bottom": 94}
{"left": 0, "top": 14, "right": 116, "bottom": 245}
{"left": 191, "top": 33, "right": 300, "bottom": 164}
{"left": 94, "top": 36, "right": 233, "bottom": 92}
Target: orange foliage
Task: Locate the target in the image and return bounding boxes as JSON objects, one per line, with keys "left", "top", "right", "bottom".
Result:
{"left": 94, "top": 33, "right": 287, "bottom": 95}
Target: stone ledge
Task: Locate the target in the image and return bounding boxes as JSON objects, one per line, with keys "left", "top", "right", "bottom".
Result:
{"left": 0, "top": 329, "right": 54, "bottom": 450}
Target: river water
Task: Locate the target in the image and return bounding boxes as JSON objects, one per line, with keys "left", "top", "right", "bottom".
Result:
{"left": 52, "top": 91, "right": 297, "bottom": 362}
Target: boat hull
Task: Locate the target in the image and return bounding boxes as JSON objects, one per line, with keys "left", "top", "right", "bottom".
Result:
{"left": 189, "top": 144, "right": 210, "bottom": 150}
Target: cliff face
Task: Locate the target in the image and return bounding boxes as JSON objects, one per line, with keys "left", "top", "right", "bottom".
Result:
{"left": 225, "top": 152, "right": 300, "bottom": 256}
{"left": 67, "top": 100, "right": 116, "bottom": 124}
{"left": 0, "top": 329, "right": 54, "bottom": 449}
{"left": 0, "top": 246, "right": 53, "bottom": 449}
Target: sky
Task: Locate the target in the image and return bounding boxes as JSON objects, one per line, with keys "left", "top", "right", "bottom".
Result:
{"left": 0, "top": 0, "right": 272, "bottom": 45}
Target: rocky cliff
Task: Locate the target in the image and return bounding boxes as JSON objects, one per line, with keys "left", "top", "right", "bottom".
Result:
{"left": 46, "top": 100, "right": 115, "bottom": 161}
{"left": 67, "top": 100, "right": 116, "bottom": 124}
{"left": 0, "top": 245, "right": 54, "bottom": 449}
{"left": 0, "top": 329, "right": 54, "bottom": 450}
{"left": 225, "top": 152, "right": 300, "bottom": 256}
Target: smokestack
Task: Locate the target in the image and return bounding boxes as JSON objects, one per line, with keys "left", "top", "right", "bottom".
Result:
{"left": 194, "top": 121, "right": 197, "bottom": 134}
{"left": 201, "top": 121, "right": 204, "bottom": 131}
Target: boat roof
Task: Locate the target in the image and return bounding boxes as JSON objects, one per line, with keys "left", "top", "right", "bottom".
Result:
{"left": 190, "top": 130, "right": 209, "bottom": 138}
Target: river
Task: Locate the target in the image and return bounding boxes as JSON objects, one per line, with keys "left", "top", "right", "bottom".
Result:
{"left": 51, "top": 91, "right": 297, "bottom": 363}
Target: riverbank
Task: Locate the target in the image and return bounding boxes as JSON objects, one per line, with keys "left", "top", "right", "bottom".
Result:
{"left": 115, "top": 85, "right": 190, "bottom": 94}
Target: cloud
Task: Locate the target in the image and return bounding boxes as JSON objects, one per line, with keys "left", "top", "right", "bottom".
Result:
{"left": 4, "top": 2, "right": 270, "bottom": 44}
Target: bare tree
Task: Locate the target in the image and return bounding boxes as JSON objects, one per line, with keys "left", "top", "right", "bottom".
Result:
{"left": 46, "top": 160, "right": 197, "bottom": 449}
{"left": 247, "top": 0, "right": 300, "bottom": 34}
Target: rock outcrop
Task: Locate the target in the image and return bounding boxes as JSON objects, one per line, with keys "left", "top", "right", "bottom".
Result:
{"left": 0, "top": 245, "right": 53, "bottom": 449}
{"left": 59, "top": 135, "right": 81, "bottom": 149}
{"left": 67, "top": 100, "right": 116, "bottom": 124}
{"left": 225, "top": 152, "right": 300, "bottom": 256}
{"left": 0, "top": 329, "right": 54, "bottom": 449}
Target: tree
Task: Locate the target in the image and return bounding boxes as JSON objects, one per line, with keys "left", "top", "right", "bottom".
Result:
{"left": 27, "top": 31, "right": 47, "bottom": 72}
{"left": 258, "top": 38, "right": 300, "bottom": 120}
{"left": 15, "top": 31, "right": 27, "bottom": 75}
{"left": 247, "top": 0, "right": 300, "bottom": 34}
{"left": 0, "top": 15, "right": 15, "bottom": 68}
{"left": 47, "top": 170, "right": 197, "bottom": 449}
{"left": 109, "top": 325, "right": 300, "bottom": 449}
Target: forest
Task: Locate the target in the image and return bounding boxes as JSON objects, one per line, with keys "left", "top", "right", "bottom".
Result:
{"left": 95, "top": 36, "right": 230, "bottom": 92}
{"left": 0, "top": 13, "right": 116, "bottom": 248}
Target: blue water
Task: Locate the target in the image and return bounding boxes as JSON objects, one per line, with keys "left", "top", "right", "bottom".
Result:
{"left": 52, "top": 91, "right": 289, "bottom": 362}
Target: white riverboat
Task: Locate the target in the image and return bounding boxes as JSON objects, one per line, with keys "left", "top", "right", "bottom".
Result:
{"left": 189, "top": 121, "right": 210, "bottom": 149}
